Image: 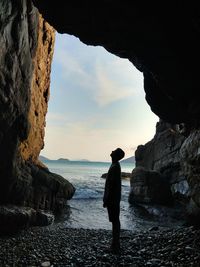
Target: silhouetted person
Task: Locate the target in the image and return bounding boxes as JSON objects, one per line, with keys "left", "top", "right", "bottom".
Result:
{"left": 103, "top": 148, "right": 125, "bottom": 253}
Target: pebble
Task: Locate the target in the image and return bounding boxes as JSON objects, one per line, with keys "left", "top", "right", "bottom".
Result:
{"left": 0, "top": 225, "right": 200, "bottom": 266}
{"left": 41, "top": 261, "right": 51, "bottom": 267}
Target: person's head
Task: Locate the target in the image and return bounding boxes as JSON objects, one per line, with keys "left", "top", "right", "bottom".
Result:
{"left": 110, "top": 148, "right": 125, "bottom": 162}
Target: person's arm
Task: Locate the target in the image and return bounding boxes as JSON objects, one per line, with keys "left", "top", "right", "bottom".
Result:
{"left": 103, "top": 164, "right": 120, "bottom": 207}
{"left": 103, "top": 175, "right": 110, "bottom": 207}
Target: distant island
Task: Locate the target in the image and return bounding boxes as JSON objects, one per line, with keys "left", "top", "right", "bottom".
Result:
{"left": 57, "top": 158, "right": 70, "bottom": 162}
{"left": 39, "top": 155, "right": 90, "bottom": 162}
{"left": 39, "top": 155, "right": 132, "bottom": 163}
{"left": 121, "top": 156, "right": 135, "bottom": 163}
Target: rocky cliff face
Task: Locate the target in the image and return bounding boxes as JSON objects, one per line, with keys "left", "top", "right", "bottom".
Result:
{"left": 19, "top": 14, "right": 54, "bottom": 165}
{"left": 134, "top": 121, "right": 187, "bottom": 197}
{"left": 0, "top": 0, "right": 37, "bottom": 203}
{"left": 0, "top": 0, "right": 75, "bottom": 225}
{"left": 32, "top": 1, "right": 200, "bottom": 125}
{"left": 130, "top": 120, "right": 200, "bottom": 223}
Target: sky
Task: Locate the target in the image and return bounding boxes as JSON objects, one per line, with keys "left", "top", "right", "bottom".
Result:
{"left": 41, "top": 32, "right": 158, "bottom": 162}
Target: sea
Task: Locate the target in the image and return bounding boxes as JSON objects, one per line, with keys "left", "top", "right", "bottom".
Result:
{"left": 43, "top": 160, "right": 183, "bottom": 231}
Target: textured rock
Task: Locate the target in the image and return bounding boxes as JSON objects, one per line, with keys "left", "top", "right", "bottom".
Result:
{"left": 19, "top": 14, "right": 55, "bottom": 164}
{"left": 0, "top": 0, "right": 38, "bottom": 202}
{"left": 0, "top": 205, "right": 54, "bottom": 234}
{"left": 135, "top": 120, "right": 187, "bottom": 199}
{"left": 180, "top": 130, "right": 200, "bottom": 209}
{"left": 32, "top": 1, "right": 200, "bottom": 125}
{"left": 132, "top": 121, "right": 200, "bottom": 222}
{"left": 0, "top": 1, "right": 75, "bottom": 221}
{"left": 129, "top": 167, "right": 172, "bottom": 205}
{"left": 29, "top": 164, "right": 75, "bottom": 211}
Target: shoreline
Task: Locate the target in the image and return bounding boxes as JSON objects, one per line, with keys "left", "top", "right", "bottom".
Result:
{"left": 0, "top": 224, "right": 200, "bottom": 266}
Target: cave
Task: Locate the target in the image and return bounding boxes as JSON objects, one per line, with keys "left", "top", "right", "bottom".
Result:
{"left": 1, "top": 0, "right": 200, "bottom": 232}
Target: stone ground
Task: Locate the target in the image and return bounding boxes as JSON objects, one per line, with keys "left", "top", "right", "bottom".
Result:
{"left": 0, "top": 225, "right": 200, "bottom": 267}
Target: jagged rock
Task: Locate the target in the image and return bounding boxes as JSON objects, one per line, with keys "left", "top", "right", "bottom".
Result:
{"left": 0, "top": 205, "right": 54, "bottom": 234}
{"left": 19, "top": 13, "right": 55, "bottom": 165}
{"left": 0, "top": 0, "right": 39, "bottom": 202}
{"left": 134, "top": 120, "right": 187, "bottom": 200}
{"left": 29, "top": 164, "right": 76, "bottom": 211}
{"left": 33, "top": 1, "right": 200, "bottom": 125}
{"left": 180, "top": 129, "right": 200, "bottom": 222}
{"left": 129, "top": 167, "right": 173, "bottom": 205}
{"left": 186, "top": 198, "right": 200, "bottom": 226}
{"left": 132, "top": 121, "right": 200, "bottom": 222}
{"left": 0, "top": 1, "right": 75, "bottom": 217}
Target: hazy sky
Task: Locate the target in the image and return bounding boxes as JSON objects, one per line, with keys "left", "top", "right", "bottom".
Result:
{"left": 41, "top": 33, "right": 158, "bottom": 162}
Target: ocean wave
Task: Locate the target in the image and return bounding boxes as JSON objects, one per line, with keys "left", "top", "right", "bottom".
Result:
{"left": 72, "top": 187, "right": 103, "bottom": 200}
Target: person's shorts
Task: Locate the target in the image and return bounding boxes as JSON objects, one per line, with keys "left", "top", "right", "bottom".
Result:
{"left": 107, "top": 204, "right": 120, "bottom": 222}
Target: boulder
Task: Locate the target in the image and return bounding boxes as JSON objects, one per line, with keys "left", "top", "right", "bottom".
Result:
{"left": 129, "top": 167, "right": 173, "bottom": 205}
{"left": 0, "top": 205, "right": 54, "bottom": 235}
{"left": 179, "top": 129, "right": 200, "bottom": 221}
{"left": 135, "top": 120, "right": 188, "bottom": 200}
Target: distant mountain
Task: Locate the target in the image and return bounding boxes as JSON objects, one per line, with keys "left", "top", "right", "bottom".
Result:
{"left": 121, "top": 156, "right": 135, "bottom": 163}
{"left": 39, "top": 155, "right": 51, "bottom": 161}
{"left": 57, "top": 158, "right": 70, "bottom": 162}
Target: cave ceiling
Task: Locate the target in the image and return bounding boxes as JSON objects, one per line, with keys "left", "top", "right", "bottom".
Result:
{"left": 32, "top": 1, "right": 200, "bottom": 125}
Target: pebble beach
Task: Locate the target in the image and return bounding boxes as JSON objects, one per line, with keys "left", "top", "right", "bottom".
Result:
{"left": 0, "top": 225, "right": 200, "bottom": 267}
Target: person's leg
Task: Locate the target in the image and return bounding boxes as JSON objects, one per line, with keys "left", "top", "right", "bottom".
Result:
{"left": 107, "top": 204, "right": 121, "bottom": 253}
{"left": 112, "top": 219, "right": 120, "bottom": 250}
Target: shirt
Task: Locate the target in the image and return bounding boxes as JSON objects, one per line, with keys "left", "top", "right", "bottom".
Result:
{"left": 103, "top": 162, "right": 121, "bottom": 206}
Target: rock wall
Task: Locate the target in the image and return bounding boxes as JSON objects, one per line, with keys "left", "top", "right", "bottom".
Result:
{"left": 130, "top": 120, "right": 200, "bottom": 223}
{"left": 0, "top": 0, "right": 75, "bottom": 218}
{"left": 32, "top": 1, "right": 200, "bottom": 126}
{"left": 0, "top": 0, "right": 38, "bottom": 202}
{"left": 135, "top": 120, "right": 187, "bottom": 197}
{"left": 180, "top": 130, "right": 200, "bottom": 222}
{"left": 129, "top": 120, "right": 187, "bottom": 205}
{"left": 19, "top": 14, "right": 54, "bottom": 164}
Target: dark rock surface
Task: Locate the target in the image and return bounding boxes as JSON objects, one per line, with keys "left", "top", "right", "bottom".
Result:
{"left": 0, "top": 0, "right": 38, "bottom": 203}
{"left": 180, "top": 130, "right": 200, "bottom": 219}
{"left": 129, "top": 167, "right": 173, "bottom": 205}
{"left": 0, "top": 1, "right": 75, "bottom": 231}
{"left": 0, "top": 225, "right": 200, "bottom": 266}
{"left": 32, "top": 1, "right": 200, "bottom": 125}
{"left": 0, "top": 205, "right": 54, "bottom": 234}
{"left": 131, "top": 120, "right": 200, "bottom": 223}
{"left": 134, "top": 120, "right": 187, "bottom": 200}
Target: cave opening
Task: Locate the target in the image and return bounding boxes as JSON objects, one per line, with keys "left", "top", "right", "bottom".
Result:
{"left": 39, "top": 32, "right": 177, "bottom": 230}
{"left": 42, "top": 32, "right": 158, "bottom": 162}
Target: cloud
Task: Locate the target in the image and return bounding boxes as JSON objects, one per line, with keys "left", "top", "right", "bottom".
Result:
{"left": 42, "top": 119, "right": 134, "bottom": 161}
{"left": 54, "top": 45, "right": 91, "bottom": 88}
{"left": 43, "top": 34, "right": 158, "bottom": 161}
{"left": 43, "top": 112, "right": 157, "bottom": 161}
{"left": 94, "top": 62, "right": 135, "bottom": 106}
{"left": 53, "top": 34, "right": 143, "bottom": 107}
